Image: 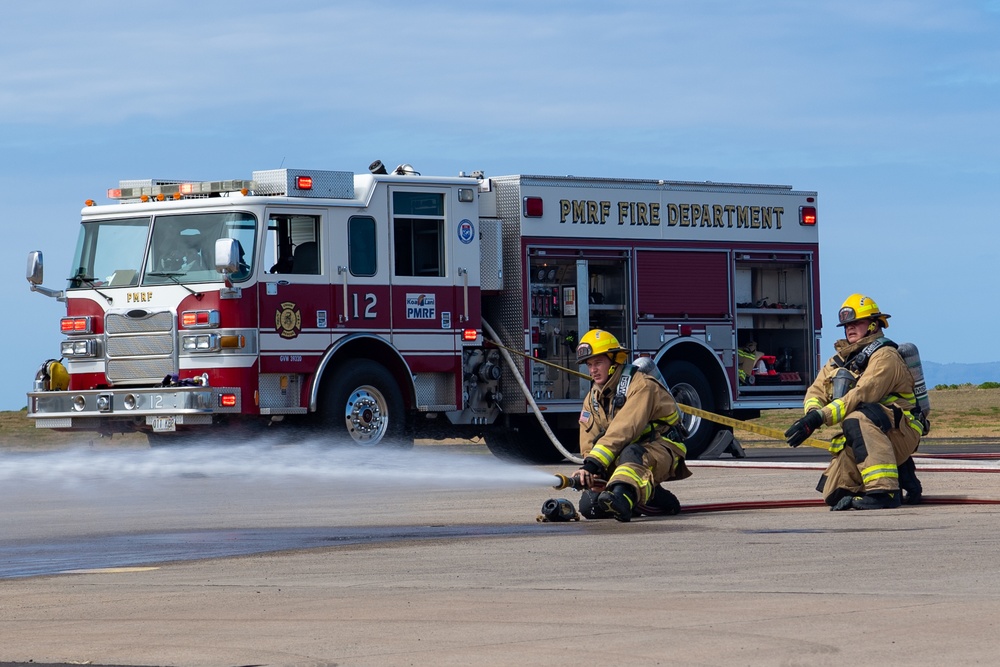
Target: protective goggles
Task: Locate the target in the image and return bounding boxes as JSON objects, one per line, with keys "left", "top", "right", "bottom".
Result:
{"left": 838, "top": 306, "right": 860, "bottom": 326}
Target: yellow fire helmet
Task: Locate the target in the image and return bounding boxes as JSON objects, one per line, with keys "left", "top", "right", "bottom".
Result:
{"left": 838, "top": 293, "right": 890, "bottom": 329}
{"left": 576, "top": 329, "right": 629, "bottom": 365}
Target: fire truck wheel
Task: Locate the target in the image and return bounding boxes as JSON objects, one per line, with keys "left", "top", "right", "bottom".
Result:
{"left": 662, "top": 360, "right": 720, "bottom": 460}
{"left": 321, "top": 359, "right": 408, "bottom": 448}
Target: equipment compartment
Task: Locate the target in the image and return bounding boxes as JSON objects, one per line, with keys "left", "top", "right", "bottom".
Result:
{"left": 734, "top": 256, "right": 814, "bottom": 394}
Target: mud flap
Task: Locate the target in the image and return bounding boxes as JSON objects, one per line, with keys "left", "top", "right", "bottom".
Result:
{"left": 702, "top": 430, "right": 746, "bottom": 459}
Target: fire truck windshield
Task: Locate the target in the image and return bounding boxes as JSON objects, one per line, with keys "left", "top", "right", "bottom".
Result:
{"left": 69, "top": 212, "right": 257, "bottom": 290}
{"left": 144, "top": 212, "right": 256, "bottom": 285}
{"left": 69, "top": 216, "right": 149, "bottom": 289}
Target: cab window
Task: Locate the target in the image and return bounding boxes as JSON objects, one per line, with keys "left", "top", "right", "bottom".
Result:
{"left": 393, "top": 192, "right": 444, "bottom": 277}
{"left": 349, "top": 216, "right": 377, "bottom": 277}
{"left": 265, "top": 214, "right": 321, "bottom": 275}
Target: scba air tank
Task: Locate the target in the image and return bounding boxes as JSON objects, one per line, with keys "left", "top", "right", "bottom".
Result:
{"left": 632, "top": 356, "right": 670, "bottom": 390}
{"left": 898, "top": 342, "right": 931, "bottom": 417}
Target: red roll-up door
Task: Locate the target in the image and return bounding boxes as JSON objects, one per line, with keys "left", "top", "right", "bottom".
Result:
{"left": 636, "top": 250, "right": 730, "bottom": 318}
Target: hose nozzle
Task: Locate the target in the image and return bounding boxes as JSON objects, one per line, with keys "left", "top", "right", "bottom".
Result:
{"left": 552, "top": 473, "right": 583, "bottom": 490}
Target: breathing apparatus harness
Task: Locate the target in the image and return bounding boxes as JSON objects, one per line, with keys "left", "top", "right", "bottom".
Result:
{"left": 832, "top": 336, "right": 929, "bottom": 434}
{"left": 831, "top": 336, "right": 897, "bottom": 400}
{"left": 596, "top": 362, "right": 687, "bottom": 445}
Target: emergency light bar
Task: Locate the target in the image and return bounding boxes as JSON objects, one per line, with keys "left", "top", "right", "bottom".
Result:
{"left": 105, "top": 169, "right": 353, "bottom": 203}
{"left": 108, "top": 180, "right": 253, "bottom": 202}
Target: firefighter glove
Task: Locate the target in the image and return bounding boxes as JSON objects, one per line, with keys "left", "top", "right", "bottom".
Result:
{"left": 785, "top": 410, "right": 824, "bottom": 447}
{"left": 571, "top": 468, "right": 594, "bottom": 489}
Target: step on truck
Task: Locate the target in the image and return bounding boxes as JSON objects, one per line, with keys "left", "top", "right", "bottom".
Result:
{"left": 26, "top": 162, "right": 820, "bottom": 460}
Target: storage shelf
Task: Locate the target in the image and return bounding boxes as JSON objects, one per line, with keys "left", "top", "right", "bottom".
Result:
{"left": 739, "top": 384, "right": 808, "bottom": 393}
{"left": 737, "top": 308, "right": 806, "bottom": 315}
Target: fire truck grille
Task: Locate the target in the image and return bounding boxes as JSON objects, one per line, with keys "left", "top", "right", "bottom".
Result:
{"left": 106, "top": 334, "right": 174, "bottom": 357}
{"left": 106, "top": 311, "right": 173, "bottom": 334}
{"left": 105, "top": 310, "right": 176, "bottom": 384}
{"left": 107, "top": 357, "right": 176, "bottom": 383}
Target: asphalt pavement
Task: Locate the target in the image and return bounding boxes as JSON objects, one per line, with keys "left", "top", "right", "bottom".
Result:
{"left": 1, "top": 442, "right": 999, "bottom": 667}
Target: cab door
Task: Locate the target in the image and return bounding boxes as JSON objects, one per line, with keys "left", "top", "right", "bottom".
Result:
{"left": 387, "top": 188, "right": 459, "bottom": 384}
{"left": 257, "top": 210, "right": 332, "bottom": 406}
{"left": 328, "top": 210, "right": 392, "bottom": 335}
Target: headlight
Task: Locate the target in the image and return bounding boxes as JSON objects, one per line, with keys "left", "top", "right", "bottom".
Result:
{"left": 60, "top": 338, "right": 96, "bottom": 357}
{"left": 181, "top": 334, "right": 220, "bottom": 352}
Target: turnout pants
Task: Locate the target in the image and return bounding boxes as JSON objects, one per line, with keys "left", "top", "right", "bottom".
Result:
{"left": 821, "top": 402, "right": 921, "bottom": 504}
{"left": 606, "top": 441, "right": 683, "bottom": 504}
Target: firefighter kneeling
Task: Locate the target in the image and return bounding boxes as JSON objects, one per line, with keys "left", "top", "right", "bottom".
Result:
{"left": 785, "top": 294, "right": 925, "bottom": 510}
{"left": 570, "top": 330, "right": 691, "bottom": 522}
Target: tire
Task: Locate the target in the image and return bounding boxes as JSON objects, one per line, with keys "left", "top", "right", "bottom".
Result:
{"left": 662, "top": 360, "right": 721, "bottom": 460}
{"left": 319, "top": 359, "right": 409, "bottom": 448}
{"left": 483, "top": 414, "right": 570, "bottom": 464}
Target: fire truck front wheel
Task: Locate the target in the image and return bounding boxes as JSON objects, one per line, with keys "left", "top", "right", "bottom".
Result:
{"left": 320, "top": 359, "right": 409, "bottom": 448}
{"left": 662, "top": 360, "right": 721, "bottom": 460}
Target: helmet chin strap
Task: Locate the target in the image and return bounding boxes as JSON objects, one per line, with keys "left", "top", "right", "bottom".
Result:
{"left": 607, "top": 354, "right": 618, "bottom": 376}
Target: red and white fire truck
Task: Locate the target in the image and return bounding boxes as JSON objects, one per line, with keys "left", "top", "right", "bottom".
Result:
{"left": 26, "top": 161, "right": 820, "bottom": 460}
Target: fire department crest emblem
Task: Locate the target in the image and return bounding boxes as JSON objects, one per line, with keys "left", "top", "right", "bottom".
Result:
{"left": 276, "top": 301, "right": 301, "bottom": 339}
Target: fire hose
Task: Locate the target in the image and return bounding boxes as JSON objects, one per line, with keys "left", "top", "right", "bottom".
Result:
{"left": 482, "top": 319, "right": 584, "bottom": 463}
{"left": 547, "top": 472, "right": 1000, "bottom": 516}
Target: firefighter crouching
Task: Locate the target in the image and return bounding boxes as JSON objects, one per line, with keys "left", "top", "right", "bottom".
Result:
{"left": 784, "top": 294, "right": 924, "bottom": 510}
{"left": 570, "top": 330, "right": 691, "bottom": 522}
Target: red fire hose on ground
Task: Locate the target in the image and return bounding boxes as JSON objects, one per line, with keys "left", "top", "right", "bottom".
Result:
{"left": 551, "top": 458, "right": 1000, "bottom": 516}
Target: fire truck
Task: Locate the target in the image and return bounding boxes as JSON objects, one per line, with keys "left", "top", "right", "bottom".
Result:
{"left": 26, "top": 161, "right": 820, "bottom": 461}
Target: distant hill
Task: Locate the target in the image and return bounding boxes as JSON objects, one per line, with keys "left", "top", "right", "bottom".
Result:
{"left": 923, "top": 361, "right": 1000, "bottom": 388}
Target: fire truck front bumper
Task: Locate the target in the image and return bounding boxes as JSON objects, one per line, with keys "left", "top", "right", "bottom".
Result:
{"left": 26, "top": 386, "right": 242, "bottom": 432}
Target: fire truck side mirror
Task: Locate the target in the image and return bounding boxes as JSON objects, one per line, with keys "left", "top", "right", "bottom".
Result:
{"left": 214, "top": 238, "right": 240, "bottom": 275}
{"left": 26, "top": 250, "right": 44, "bottom": 286}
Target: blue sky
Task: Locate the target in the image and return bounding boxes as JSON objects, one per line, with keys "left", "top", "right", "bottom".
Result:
{"left": 2, "top": 1, "right": 998, "bottom": 410}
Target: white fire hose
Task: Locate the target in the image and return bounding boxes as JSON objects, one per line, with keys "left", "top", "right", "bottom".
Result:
{"left": 482, "top": 319, "right": 584, "bottom": 464}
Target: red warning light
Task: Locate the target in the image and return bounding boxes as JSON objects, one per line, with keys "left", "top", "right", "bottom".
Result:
{"left": 296, "top": 175, "right": 313, "bottom": 190}
{"left": 523, "top": 197, "right": 543, "bottom": 218}
{"left": 800, "top": 206, "right": 817, "bottom": 226}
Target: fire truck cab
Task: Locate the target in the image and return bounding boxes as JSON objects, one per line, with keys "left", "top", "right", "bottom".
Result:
{"left": 27, "top": 163, "right": 819, "bottom": 460}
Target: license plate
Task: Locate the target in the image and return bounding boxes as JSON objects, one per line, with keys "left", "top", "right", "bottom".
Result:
{"left": 152, "top": 416, "right": 176, "bottom": 432}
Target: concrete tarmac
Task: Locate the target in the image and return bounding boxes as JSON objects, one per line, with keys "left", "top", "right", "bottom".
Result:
{"left": 1, "top": 447, "right": 999, "bottom": 667}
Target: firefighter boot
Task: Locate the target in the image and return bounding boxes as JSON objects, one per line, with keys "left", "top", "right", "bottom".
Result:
{"left": 579, "top": 490, "right": 613, "bottom": 520}
{"left": 898, "top": 457, "right": 923, "bottom": 505}
{"left": 851, "top": 491, "right": 902, "bottom": 510}
{"left": 598, "top": 483, "right": 637, "bottom": 522}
